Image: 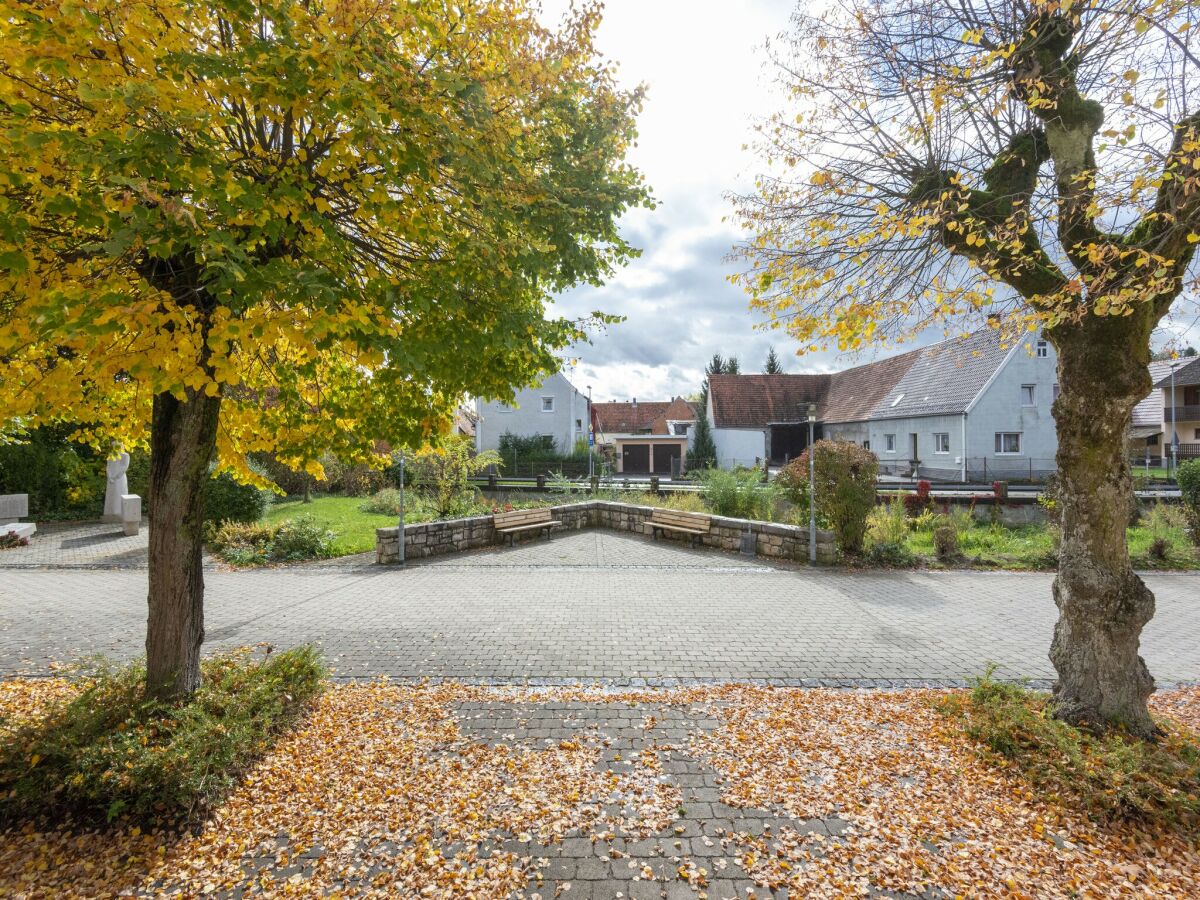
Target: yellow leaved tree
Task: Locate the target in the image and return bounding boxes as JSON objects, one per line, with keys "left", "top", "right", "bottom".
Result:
{"left": 0, "top": 0, "right": 648, "bottom": 698}
{"left": 734, "top": 0, "right": 1199, "bottom": 736}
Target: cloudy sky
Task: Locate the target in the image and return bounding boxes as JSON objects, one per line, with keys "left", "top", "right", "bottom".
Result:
{"left": 538, "top": 0, "right": 1199, "bottom": 404}
{"left": 539, "top": 0, "right": 799, "bottom": 403}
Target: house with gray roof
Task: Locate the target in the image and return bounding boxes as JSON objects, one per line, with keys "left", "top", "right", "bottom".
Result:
{"left": 706, "top": 328, "right": 1061, "bottom": 481}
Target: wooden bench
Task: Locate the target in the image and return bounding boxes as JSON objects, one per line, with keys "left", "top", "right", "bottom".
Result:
{"left": 494, "top": 507, "right": 562, "bottom": 546}
{"left": 646, "top": 509, "right": 711, "bottom": 547}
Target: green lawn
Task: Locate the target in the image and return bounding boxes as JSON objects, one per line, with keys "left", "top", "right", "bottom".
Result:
{"left": 903, "top": 521, "right": 1198, "bottom": 570}
{"left": 264, "top": 496, "right": 398, "bottom": 556}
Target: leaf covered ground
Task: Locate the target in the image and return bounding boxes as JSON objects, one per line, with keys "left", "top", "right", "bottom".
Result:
{"left": 1, "top": 681, "right": 1197, "bottom": 898}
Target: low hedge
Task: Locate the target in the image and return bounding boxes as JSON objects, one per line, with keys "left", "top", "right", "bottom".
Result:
{"left": 0, "top": 646, "right": 326, "bottom": 824}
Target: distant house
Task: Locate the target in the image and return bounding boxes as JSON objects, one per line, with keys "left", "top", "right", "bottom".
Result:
{"left": 474, "top": 372, "right": 590, "bottom": 455}
{"left": 1130, "top": 360, "right": 1172, "bottom": 461}
{"left": 1153, "top": 357, "right": 1200, "bottom": 461}
{"left": 592, "top": 397, "right": 696, "bottom": 475}
{"left": 707, "top": 328, "right": 1061, "bottom": 481}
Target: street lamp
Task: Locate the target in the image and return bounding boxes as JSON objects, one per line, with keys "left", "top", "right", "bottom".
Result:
{"left": 587, "top": 385, "right": 594, "bottom": 482}
{"left": 396, "top": 448, "right": 406, "bottom": 567}
{"left": 807, "top": 402, "right": 818, "bottom": 564}
{"left": 1170, "top": 361, "right": 1180, "bottom": 478}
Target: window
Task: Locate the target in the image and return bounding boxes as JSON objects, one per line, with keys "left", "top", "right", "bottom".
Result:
{"left": 575, "top": 419, "right": 582, "bottom": 430}
{"left": 672, "top": 422, "right": 690, "bottom": 435}
{"left": 1020, "top": 384, "right": 1036, "bottom": 406}
{"left": 933, "top": 433, "right": 950, "bottom": 454}
{"left": 884, "top": 433, "right": 896, "bottom": 452}
{"left": 1053, "top": 384, "right": 1060, "bottom": 401}
{"left": 1036, "top": 340, "right": 1048, "bottom": 358}
{"left": 541, "top": 396, "right": 555, "bottom": 413}
{"left": 863, "top": 440, "right": 870, "bottom": 451}
{"left": 1194, "top": 428, "right": 1200, "bottom": 440}
{"left": 995, "top": 432, "right": 1022, "bottom": 454}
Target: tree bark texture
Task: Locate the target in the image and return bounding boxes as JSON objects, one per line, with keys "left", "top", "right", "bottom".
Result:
{"left": 145, "top": 388, "right": 221, "bottom": 701}
{"left": 1048, "top": 317, "right": 1157, "bottom": 737}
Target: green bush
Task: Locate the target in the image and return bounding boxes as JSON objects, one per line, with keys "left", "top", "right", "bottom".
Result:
{"left": 0, "top": 647, "right": 326, "bottom": 824}
{"left": 866, "top": 495, "right": 909, "bottom": 548}
{"left": 1178, "top": 459, "right": 1200, "bottom": 545}
{"left": 412, "top": 436, "right": 501, "bottom": 517}
{"left": 270, "top": 516, "right": 336, "bottom": 561}
{"left": 207, "top": 515, "right": 334, "bottom": 565}
{"left": 0, "top": 426, "right": 108, "bottom": 520}
{"left": 865, "top": 540, "right": 916, "bottom": 567}
{"left": 360, "top": 487, "right": 404, "bottom": 515}
{"left": 700, "top": 467, "right": 773, "bottom": 519}
{"left": 796, "top": 440, "right": 878, "bottom": 555}
{"left": 204, "top": 463, "right": 274, "bottom": 525}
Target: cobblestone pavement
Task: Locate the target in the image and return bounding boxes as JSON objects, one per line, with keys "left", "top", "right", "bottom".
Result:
{"left": 0, "top": 520, "right": 152, "bottom": 568}
{"left": 181, "top": 699, "right": 859, "bottom": 900}
{"left": 2, "top": 531, "right": 1197, "bottom": 686}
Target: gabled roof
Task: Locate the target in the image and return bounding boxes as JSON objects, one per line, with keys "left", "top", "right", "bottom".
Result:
{"left": 1153, "top": 357, "right": 1200, "bottom": 389}
{"left": 707, "top": 374, "right": 830, "bottom": 428}
{"left": 824, "top": 347, "right": 923, "bottom": 423}
{"left": 871, "top": 328, "right": 1014, "bottom": 420}
{"left": 707, "top": 327, "right": 1021, "bottom": 429}
{"left": 1133, "top": 361, "right": 1174, "bottom": 429}
{"left": 593, "top": 397, "right": 696, "bottom": 436}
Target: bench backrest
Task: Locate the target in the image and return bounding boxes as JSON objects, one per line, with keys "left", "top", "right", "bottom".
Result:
{"left": 649, "top": 508, "right": 711, "bottom": 531}
{"left": 494, "top": 507, "right": 553, "bottom": 528}
{"left": 0, "top": 494, "right": 28, "bottom": 520}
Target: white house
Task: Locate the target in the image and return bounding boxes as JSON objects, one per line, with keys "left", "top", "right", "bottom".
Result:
{"left": 707, "top": 328, "right": 1062, "bottom": 481}
{"left": 474, "top": 372, "right": 590, "bottom": 455}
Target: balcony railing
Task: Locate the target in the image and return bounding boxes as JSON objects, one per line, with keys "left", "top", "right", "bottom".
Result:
{"left": 1167, "top": 405, "right": 1200, "bottom": 422}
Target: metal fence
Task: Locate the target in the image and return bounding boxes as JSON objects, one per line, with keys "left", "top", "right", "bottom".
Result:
{"left": 877, "top": 458, "right": 1060, "bottom": 483}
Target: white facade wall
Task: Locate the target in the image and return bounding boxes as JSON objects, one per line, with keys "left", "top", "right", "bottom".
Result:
{"left": 474, "top": 372, "right": 588, "bottom": 454}
{"left": 864, "top": 413, "right": 970, "bottom": 480}
{"left": 712, "top": 428, "right": 767, "bottom": 468}
{"left": 963, "top": 340, "right": 1060, "bottom": 479}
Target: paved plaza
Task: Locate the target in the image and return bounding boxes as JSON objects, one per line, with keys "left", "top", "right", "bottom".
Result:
{"left": 2, "top": 529, "right": 1197, "bottom": 686}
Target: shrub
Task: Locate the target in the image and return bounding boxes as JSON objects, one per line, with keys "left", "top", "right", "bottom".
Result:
{"left": 360, "top": 488, "right": 404, "bottom": 515}
{"left": 700, "top": 467, "right": 773, "bottom": 519}
{"left": 411, "top": 436, "right": 501, "bottom": 518}
{"left": 206, "top": 516, "right": 334, "bottom": 565}
{"left": 1, "top": 530, "right": 30, "bottom": 549}
{"left": 939, "top": 671, "right": 1200, "bottom": 830}
{"left": 866, "top": 495, "right": 908, "bottom": 548}
{"left": 903, "top": 479, "right": 933, "bottom": 517}
{"left": 865, "top": 540, "right": 916, "bottom": 567}
{"left": 271, "top": 516, "right": 336, "bottom": 561}
{"left": 0, "top": 646, "right": 327, "bottom": 824}
{"left": 1178, "top": 459, "right": 1200, "bottom": 545}
{"left": 204, "top": 462, "right": 274, "bottom": 525}
{"left": 796, "top": 440, "right": 878, "bottom": 554}
{"left": 0, "top": 425, "right": 108, "bottom": 520}
{"left": 774, "top": 457, "right": 811, "bottom": 515}
{"left": 1148, "top": 536, "right": 1170, "bottom": 561}
{"left": 933, "top": 519, "right": 960, "bottom": 562}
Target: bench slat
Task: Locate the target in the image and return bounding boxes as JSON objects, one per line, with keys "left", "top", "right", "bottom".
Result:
{"left": 496, "top": 519, "right": 562, "bottom": 533}
{"left": 494, "top": 508, "right": 553, "bottom": 527}
{"left": 651, "top": 522, "right": 707, "bottom": 534}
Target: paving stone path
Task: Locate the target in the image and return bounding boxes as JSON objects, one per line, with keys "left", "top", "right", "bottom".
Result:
{"left": 2, "top": 529, "right": 1197, "bottom": 686}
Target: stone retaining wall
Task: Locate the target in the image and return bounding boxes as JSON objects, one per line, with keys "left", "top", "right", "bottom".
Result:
{"left": 377, "top": 500, "right": 835, "bottom": 565}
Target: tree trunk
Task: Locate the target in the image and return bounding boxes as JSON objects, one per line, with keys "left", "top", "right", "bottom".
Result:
{"left": 1048, "top": 319, "right": 1157, "bottom": 738}
{"left": 145, "top": 388, "right": 221, "bottom": 701}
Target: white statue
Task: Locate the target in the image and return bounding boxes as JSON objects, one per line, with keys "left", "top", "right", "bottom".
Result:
{"left": 103, "top": 452, "right": 130, "bottom": 522}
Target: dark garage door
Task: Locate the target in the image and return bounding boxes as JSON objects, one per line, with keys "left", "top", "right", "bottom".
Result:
{"left": 622, "top": 443, "right": 650, "bottom": 473}
{"left": 652, "top": 443, "right": 680, "bottom": 475}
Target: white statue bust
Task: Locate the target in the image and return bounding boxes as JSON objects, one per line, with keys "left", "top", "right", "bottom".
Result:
{"left": 103, "top": 451, "right": 130, "bottom": 522}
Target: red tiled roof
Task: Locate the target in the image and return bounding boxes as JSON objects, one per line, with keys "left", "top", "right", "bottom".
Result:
{"left": 593, "top": 397, "right": 696, "bottom": 435}
{"left": 707, "top": 374, "right": 830, "bottom": 428}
